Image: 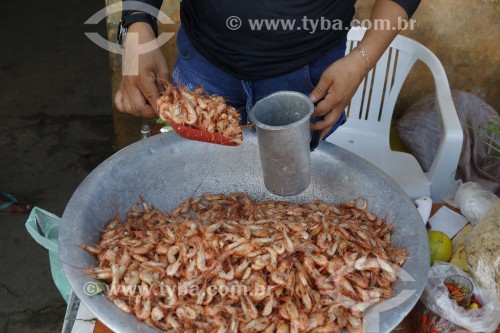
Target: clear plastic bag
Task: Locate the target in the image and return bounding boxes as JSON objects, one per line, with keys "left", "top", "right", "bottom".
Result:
{"left": 448, "top": 181, "right": 499, "bottom": 225}
{"left": 415, "top": 301, "right": 471, "bottom": 333}
{"left": 25, "top": 207, "right": 71, "bottom": 303}
{"left": 465, "top": 202, "right": 500, "bottom": 302}
{"left": 443, "top": 179, "right": 463, "bottom": 207}
{"left": 420, "top": 262, "right": 500, "bottom": 333}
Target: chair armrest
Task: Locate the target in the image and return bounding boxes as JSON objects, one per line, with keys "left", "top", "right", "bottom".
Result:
{"left": 426, "top": 78, "right": 463, "bottom": 201}
{"left": 409, "top": 41, "right": 464, "bottom": 201}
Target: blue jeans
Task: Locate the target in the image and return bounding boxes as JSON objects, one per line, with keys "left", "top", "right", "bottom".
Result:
{"left": 172, "top": 27, "right": 347, "bottom": 138}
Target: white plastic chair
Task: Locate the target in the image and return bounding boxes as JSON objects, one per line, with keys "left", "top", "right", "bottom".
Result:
{"left": 326, "top": 27, "right": 463, "bottom": 202}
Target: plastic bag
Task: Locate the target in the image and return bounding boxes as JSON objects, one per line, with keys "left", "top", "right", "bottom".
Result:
{"left": 415, "top": 301, "right": 472, "bottom": 333}
{"left": 420, "top": 262, "right": 500, "bottom": 332}
{"left": 443, "top": 179, "right": 463, "bottom": 207}
{"left": 465, "top": 201, "right": 500, "bottom": 302}
{"left": 25, "top": 207, "right": 71, "bottom": 303}
{"left": 451, "top": 182, "right": 499, "bottom": 225}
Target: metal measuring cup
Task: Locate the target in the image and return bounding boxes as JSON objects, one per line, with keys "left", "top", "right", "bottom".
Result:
{"left": 249, "top": 91, "right": 314, "bottom": 196}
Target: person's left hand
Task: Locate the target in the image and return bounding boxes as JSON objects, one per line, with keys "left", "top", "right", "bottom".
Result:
{"left": 309, "top": 52, "right": 368, "bottom": 137}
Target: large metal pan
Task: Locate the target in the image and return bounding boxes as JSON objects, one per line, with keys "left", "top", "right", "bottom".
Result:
{"left": 60, "top": 129, "right": 429, "bottom": 333}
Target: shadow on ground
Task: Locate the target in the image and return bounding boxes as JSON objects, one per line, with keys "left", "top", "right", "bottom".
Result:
{"left": 0, "top": 0, "right": 116, "bottom": 331}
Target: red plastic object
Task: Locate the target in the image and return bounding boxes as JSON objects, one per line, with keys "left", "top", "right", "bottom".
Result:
{"left": 170, "top": 121, "right": 239, "bottom": 146}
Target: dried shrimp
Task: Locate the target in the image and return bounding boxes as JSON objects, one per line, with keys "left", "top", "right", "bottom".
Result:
{"left": 82, "top": 193, "right": 408, "bottom": 333}
{"left": 156, "top": 83, "right": 243, "bottom": 145}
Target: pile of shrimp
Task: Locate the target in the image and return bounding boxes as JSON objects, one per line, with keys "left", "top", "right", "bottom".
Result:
{"left": 156, "top": 83, "right": 243, "bottom": 145}
{"left": 82, "top": 193, "right": 408, "bottom": 333}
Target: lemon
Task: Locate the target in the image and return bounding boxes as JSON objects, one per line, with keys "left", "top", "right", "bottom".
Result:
{"left": 428, "top": 230, "right": 453, "bottom": 266}
{"left": 469, "top": 303, "right": 479, "bottom": 309}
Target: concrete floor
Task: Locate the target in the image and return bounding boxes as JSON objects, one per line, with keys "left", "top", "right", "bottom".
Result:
{"left": 0, "top": 0, "right": 117, "bottom": 331}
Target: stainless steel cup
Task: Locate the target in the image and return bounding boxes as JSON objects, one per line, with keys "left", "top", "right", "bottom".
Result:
{"left": 249, "top": 91, "right": 314, "bottom": 196}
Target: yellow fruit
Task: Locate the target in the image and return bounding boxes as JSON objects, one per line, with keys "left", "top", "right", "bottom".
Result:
{"left": 428, "top": 230, "right": 453, "bottom": 266}
{"left": 469, "top": 303, "right": 479, "bottom": 309}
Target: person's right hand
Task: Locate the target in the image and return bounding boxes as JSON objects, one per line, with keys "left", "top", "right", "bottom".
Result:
{"left": 114, "top": 22, "right": 168, "bottom": 118}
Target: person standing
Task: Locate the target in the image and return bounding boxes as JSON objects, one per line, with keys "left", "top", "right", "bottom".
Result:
{"left": 115, "top": 0, "right": 420, "bottom": 138}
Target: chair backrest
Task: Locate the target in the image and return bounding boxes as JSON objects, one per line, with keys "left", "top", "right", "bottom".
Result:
{"left": 339, "top": 28, "right": 463, "bottom": 201}
{"left": 344, "top": 27, "right": 450, "bottom": 146}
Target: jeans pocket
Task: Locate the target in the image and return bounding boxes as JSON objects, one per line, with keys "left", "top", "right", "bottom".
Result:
{"left": 303, "top": 65, "right": 317, "bottom": 92}
{"left": 176, "top": 27, "right": 194, "bottom": 60}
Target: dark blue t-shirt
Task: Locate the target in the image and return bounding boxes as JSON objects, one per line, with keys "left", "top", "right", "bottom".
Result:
{"left": 127, "top": 0, "right": 421, "bottom": 80}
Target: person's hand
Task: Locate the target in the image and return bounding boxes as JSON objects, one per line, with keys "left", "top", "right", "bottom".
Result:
{"left": 309, "top": 52, "right": 367, "bottom": 137}
{"left": 114, "top": 22, "right": 168, "bottom": 118}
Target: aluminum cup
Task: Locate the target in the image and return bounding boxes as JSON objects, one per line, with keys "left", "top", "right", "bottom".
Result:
{"left": 249, "top": 91, "right": 314, "bottom": 196}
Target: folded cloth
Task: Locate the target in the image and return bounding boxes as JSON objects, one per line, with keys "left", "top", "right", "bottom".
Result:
{"left": 395, "top": 90, "right": 499, "bottom": 195}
